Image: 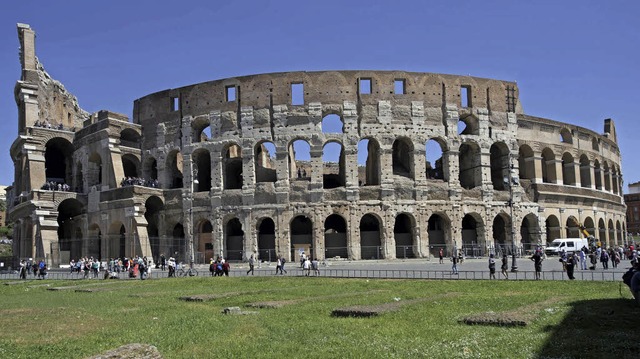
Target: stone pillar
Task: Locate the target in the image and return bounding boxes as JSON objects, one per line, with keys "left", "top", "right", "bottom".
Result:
{"left": 531, "top": 155, "right": 543, "bottom": 183}
{"left": 552, "top": 159, "right": 563, "bottom": 185}
{"left": 587, "top": 163, "right": 596, "bottom": 189}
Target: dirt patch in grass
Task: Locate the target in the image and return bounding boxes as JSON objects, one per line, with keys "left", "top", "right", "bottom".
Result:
{"left": 460, "top": 296, "right": 566, "bottom": 327}
{"left": 332, "top": 293, "right": 459, "bottom": 318}
{"left": 86, "top": 343, "right": 163, "bottom": 359}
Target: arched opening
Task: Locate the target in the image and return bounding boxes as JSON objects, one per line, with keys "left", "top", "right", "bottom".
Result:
{"left": 560, "top": 128, "right": 572, "bottom": 144}
{"left": 166, "top": 150, "right": 183, "bottom": 189}
{"left": 257, "top": 218, "right": 276, "bottom": 262}
{"left": 459, "top": 142, "right": 482, "bottom": 189}
{"left": 144, "top": 196, "right": 164, "bottom": 260}
{"left": 520, "top": 214, "right": 540, "bottom": 253}
{"left": 172, "top": 223, "right": 185, "bottom": 263}
{"left": 426, "top": 139, "right": 445, "bottom": 181}
{"left": 616, "top": 221, "right": 622, "bottom": 245}
{"left": 120, "top": 128, "right": 141, "bottom": 148}
{"left": 608, "top": 219, "right": 615, "bottom": 246}
{"left": 598, "top": 218, "right": 606, "bottom": 244}
{"left": 223, "top": 144, "right": 243, "bottom": 189}
{"left": 289, "top": 139, "right": 311, "bottom": 181}
{"left": 562, "top": 152, "right": 576, "bottom": 186}
{"left": 518, "top": 145, "right": 535, "bottom": 181}
{"left": 463, "top": 214, "right": 485, "bottom": 257}
{"left": 57, "top": 198, "right": 84, "bottom": 262}
{"left": 45, "top": 138, "right": 74, "bottom": 186}
{"left": 122, "top": 154, "right": 140, "bottom": 179}
{"left": 323, "top": 141, "right": 345, "bottom": 189}
{"left": 291, "top": 215, "right": 313, "bottom": 260}
{"left": 107, "top": 222, "right": 126, "bottom": 260}
{"left": 321, "top": 114, "right": 343, "bottom": 133}
{"left": 492, "top": 214, "right": 509, "bottom": 253}
{"left": 579, "top": 155, "right": 591, "bottom": 188}
{"left": 603, "top": 162, "right": 611, "bottom": 191}
{"left": 428, "top": 214, "right": 449, "bottom": 257}
{"left": 458, "top": 114, "right": 479, "bottom": 135}
{"left": 490, "top": 142, "right": 510, "bottom": 191}
{"left": 197, "top": 220, "right": 213, "bottom": 264}
{"left": 324, "top": 214, "right": 348, "bottom": 258}
{"left": 546, "top": 215, "right": 561, "bottom": 243}
{"left": 583, "top": 217, "right": 595, "bottom": 241}
{"left": 566, "top": 216, "right": 580, "bottom": 238}
{"left": 392, "top": 137, "right": 414, "bottom": 179}
{"left": 357, "top": 138, "right": 380, "bottom": 186}
{"left": 394, "top": 213, "right": 415, "bottom": 258}
{"left": 255, "top": 142, "right": 277, "bottom": 183}
{"left": 541, "top": 148, "right": 557, "bottom": 184}
{"left": 225, "top": 218, "right": 244, "bottom": 260}
{"left": 360, "top": 214, "right": 382, "bottom": 260}
{"left": 594, "top": 160, "right": 602, "bottom": 190}
{"left": 192, "top": 117, "right": 212, "bottom": 143}
{"left": 143, "top": 157, "right": 158, "bottom": 182}
{"left": 193, "top": 149, "right": 211, "bottom": 192}
{"left": 88, "top": 152, "right": 102, "bottom": 188}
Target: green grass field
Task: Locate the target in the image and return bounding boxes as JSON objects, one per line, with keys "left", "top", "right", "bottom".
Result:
{"left": 0, "top": 277, "right": 638, "bottom": 358}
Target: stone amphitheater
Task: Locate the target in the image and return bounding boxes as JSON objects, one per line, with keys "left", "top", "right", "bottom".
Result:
{"left": 8, "top": 24, "right": 627, "bottom": 266}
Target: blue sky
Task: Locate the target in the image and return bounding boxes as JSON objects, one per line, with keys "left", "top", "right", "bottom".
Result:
{"left": 1, "top": 0, "right": 638, "bottom": 191}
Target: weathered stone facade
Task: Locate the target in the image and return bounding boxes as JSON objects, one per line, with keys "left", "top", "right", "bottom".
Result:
{"left": 8, "top": 24, "right": 627, "bottom": 266}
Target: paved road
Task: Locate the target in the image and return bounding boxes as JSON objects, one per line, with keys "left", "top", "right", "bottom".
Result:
{"left": 2, "top": 255, "right": 630, "bottom": 281}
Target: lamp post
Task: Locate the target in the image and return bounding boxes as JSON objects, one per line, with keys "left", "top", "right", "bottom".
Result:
{"left": 504, "top": 152, "right": 519, "bottom": 272}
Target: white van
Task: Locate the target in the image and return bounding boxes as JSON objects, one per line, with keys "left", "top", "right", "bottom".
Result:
{"left": 544, "top": 238, "right": 589, "bottom": 256}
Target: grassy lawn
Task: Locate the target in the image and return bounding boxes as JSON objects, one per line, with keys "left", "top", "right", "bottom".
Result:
{"left": 0, "top": 277, "right": 638, "bottom": 358}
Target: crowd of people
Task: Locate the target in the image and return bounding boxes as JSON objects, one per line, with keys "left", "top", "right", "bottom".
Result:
{"left": 41, "top": 181, "right": 72, "bottom": 191}
{"left": 209, "top": 256, "right": 231, "bottom": 276}
{"left": 32, "top": 120, "right": 73, "bottom": 131}
{"left": 18, "top": 258, "right": 47, "bottom": 279}
{"left": 120, "top": 177, "right": 159, "bottom": 188}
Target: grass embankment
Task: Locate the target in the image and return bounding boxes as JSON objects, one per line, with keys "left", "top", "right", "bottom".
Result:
{"left": 0, "top": 277, "right": 637, "bottom": 358}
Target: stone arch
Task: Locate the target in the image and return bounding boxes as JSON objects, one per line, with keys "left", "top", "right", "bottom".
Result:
{"left": 223, "top": 143, "right": 243, "bottom": 190}
{"left": 541, "top": 148, "right": 557, "bottom": 184}
{"left": 546, "top": 215, "right": 561, "bottom": 243}
{"left": 225, "top": 217, "right": 244, "bottom": 260}
{"left": 166, "top": 150, "right": 183, "bottom": 189}
{"left": 463, "top": 213, "right": 485, "bottom": 256}
{"left": 579, "top": 154, "right": 591, "bottom": 188}
{"left": 392, "top": 137, "right": 414, "bottom": 180}
{"left": 458, "top": 114, "right": 479, "bottom": 135}
{"left": 171, "top": 223, "right": 185, "bottom": 262}
{"left": 566, "top": 216, "right": 580, "bottom": 238}
{"left": 428, "top": 213, "right": 451, "bottom": 257}
{"left": 518, "top": 144, "right": 535, "bottom": 181}
{"left": 122, "top": 153, "right": 140, "bottom": 179}
{"left": 291, "top": 215, "right": 313, "bottom": 260}
{"left": 257, "top": 217, "right": 276, "bottom": 262}
{"left": 520, "top": 213, "right": 540, "bottom": 252}
{"left": 57, "top": 198, "right": 84, "bottom": 261}
{"left": 143, "top": 156, "right": 158, "bottom": 181}
{"left": 107, "top": 221, "right": 127, "bottom": 260}
{"left": 45, "top": 137, "right": 74, "bottom": 185}
{"left": 323, "top": 141, "right": 345, "bottom": 189}
{"left": 608, "top": 219, "right": 615, "bottom": 246}
{"left": 120, "top": 128, "right": 141, "bottom": 148}
{"left": 197, "top": 219, "right": 213, "bottom": 263}
{"left": 255, "top": 141, "right": 277, "bottom": 183}
{"left": 394, "top": 213, "right": 416, "bottom": 258}
{"left": 324, "top": 214, "right": 348, "bottom": 258}
{"left": 598, "top": 218, "right": 606, "bottom": 243}
{"left": 490, "top": 142, "right": 510, "bottom": 191}
{"left": 321, "top": 114, "right": 343, "bottom": 133}
{"left": 492, "top": 213, "right": 510, "bottom": 251}
{"left": 594, "top": 159, "right": 602, "bottom": 189}
{"left": 426, "top": 138, "right": 446, "bottom": 181}
{"left": 144, "top": 195, "right": 164, "bottom": 259}
{"left": 616, "top": 220, "right": 622, "bottom": 246}
{"left": 289, "top": 139, "right": 311, "bottom": 180}
{"left": 192, "top": 116, "right": 211, "bottom": 142}
{"left": 583, "top": 217, "right": 595, "bottom": 239}
{"left": 357, "top": 138, "right": 381, "bottom": 186}
{"left": 459, "top": 141, "right": 482, "bottom": 189}
{"left": 560, "top": 128, "right": 573, "bottom": 144}
{"left": 562, "top": 152, "right": 576, "bottom": 186}
{"left": 360, "top": 213, "right": 383, "bottom": 260}
{"left": 192, "top": 148, "right": 212, "bottom": 192}
{"left": 603, "top": 161, "right": 611, "bottom": 191}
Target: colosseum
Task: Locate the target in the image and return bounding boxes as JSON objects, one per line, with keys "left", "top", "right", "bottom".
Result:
{"left": 8, "top": 24, "right": 627, "bottom": 267}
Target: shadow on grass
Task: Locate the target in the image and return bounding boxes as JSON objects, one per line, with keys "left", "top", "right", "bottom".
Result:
{"left": 536, "top": 297, "right": 640, "bottom": 358}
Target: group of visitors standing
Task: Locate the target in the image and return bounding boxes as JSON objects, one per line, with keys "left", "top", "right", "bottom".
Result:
{"left": 18, "top": 258, "right": 47, "bottom": 279}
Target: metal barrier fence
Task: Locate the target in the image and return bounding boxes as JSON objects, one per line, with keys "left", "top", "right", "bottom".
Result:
{"left": 0, "top": 267, "right": 623, "bottom": 281}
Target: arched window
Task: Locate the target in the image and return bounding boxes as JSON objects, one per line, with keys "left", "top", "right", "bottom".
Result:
{"left": 392, "top": 137, "right": 414, "bottom": 179}
{"left": 322, "top": 141, "right": 345, "bottom": 189}
{"left": 223, "top": 144, "right": 243, "bottom": 189}
{"left": 321, "top": 114, "right": 343, "bottom": 133}
{"left": 289, "top": 139, "right": 311, "bottom": 181}
{"left": 426, "top": 139, "right": 445, "bottom": 181}
{"left": 357, "top": 138, "right": 380, "bottom": 186}
{"left": 255, "top": 141, "right": 277, "bottom": 183}
{"left": 459, "top": 142, "right": 481, "bottom": 189}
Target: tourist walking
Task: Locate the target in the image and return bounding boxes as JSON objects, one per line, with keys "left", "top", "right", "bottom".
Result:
{"left": 531, "top": 251, "right": 543, "bottom": 280}
{"left": 566, "top": 252, "right": 576, "bottom": 280}
{"left": 247, "top": 254, "right": 255, "bottom": 275}
{"left": 488, "top": 254, "right": 496, "bottom": 279}
{"left": 438, "top": 248, "right": 444, "bottom": 264}
{"left": 451, "top": 253, "right": 459, "bottom": 275}
{"left": 501, "top": 253, "right": 509, "bottom": 279}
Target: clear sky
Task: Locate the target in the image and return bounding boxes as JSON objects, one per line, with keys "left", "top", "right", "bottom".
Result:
{"left": 1, "top": 0, "right": 638, "bottom": 191}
